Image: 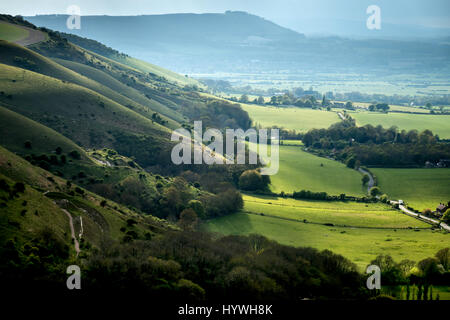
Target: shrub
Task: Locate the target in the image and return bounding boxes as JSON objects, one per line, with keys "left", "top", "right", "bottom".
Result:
{"left": 69, "top": 150, "right": 81, "bottom": 160}
{"left": 369, "top": 186, "right": 381, "bottom": 197}
{"left": 238, "top": 170, "right": 267, "bottom": 191}
{"left": 187, "top": 200, "right": 205, "bottom": 219}
{"left": 380, "top": 194, "right": 388, "bottom": 203}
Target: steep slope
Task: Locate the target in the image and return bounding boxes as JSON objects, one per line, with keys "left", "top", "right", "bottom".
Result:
{"left": 0, "top": 104, "right": 90, "bottom": 161}
{"left": 0, "top": 144, "right": 172, "bottom": 253}
{"left": 0, "top": 63, "right": 173, "bottom": 168}
{"left": 0, "top": 40, "right": 180, "bottom": 128}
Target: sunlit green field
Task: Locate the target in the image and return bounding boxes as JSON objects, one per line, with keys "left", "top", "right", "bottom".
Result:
{"left": 242, "top": 194, "right": 428, "bottom": 228}
{"left": 270, "top": 145, "right": 365, "bottom": 196}
{"left": 0, "top": 22, "right": 28, "bottom": 42}
{"left": 241, "top": 104, "right": 340, "bottom": 132}
{"left": 351, "top": 112, "right": 450, "bottom": 139}
{"left": 373, "top": 168, "right": 450, "bottom": 212}
{"left": 204, "top": 212, "right": 448, "bottom": 271}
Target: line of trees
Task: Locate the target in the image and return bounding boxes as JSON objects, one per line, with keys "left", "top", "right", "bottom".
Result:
{"left": 302, "top": 121, "right": 450, "bottom": 167}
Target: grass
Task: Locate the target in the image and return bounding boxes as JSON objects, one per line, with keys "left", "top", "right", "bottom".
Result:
{"left": 269, "top": 145, "right": 365, "bottom": 196}
{"left": 117, "top": 55, "right": 202, "bottom": 87}
{"left": 280, "top": 140, "right": 303, "bottom": 146}
{"left": 52, "top": 57, "right": 182, "bottom": 126}
{"left": 351, "top": 111, "right": 450, "bottom": 139}
{"left": 0, "top": 22, "right": 28, "bottom": 42}
{"left": 0, "top": 41, "right": 181, "bottom": 127}
{"left": 204, "top": 212, "right": 448, "bottom": 271}
{"left": 0, "top": 145, "right": 171, "bottom": 251}
{"left": 372, "top": 168, "right": 450, "bottom": 212}
{"left": 241, "top": 104, "right": 340, "bottom": 132}
{"left": 0, "top": 105, "right": 89, "bottom": 160}
{"left": 0, "top": 62, "right": 171, "bottom": 148}
{"left": 242, "top": 194, "right": 428, "bottom": 228}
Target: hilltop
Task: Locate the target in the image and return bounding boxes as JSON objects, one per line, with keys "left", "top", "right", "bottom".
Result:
{"left": 25, "top": 12, "right": 450, "bottom": 76}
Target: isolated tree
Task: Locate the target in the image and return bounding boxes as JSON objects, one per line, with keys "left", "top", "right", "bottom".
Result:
{"left": 418, "top": 257, "right": 440, "bottom": 280}
{"left": 369, "top": 186, "right": 381, "bottom": 197}
{"left": 187, "top": 200, "right": 205, "bottom": 219}
{"left": 179, "top": 208, "right": 198, "bottom": 230}
{"left": 346, "top": 157, "right": 356, "bottom": 169}
{"left": 239, "top": 94, "right": 249, "bottom": 103}
{"left": 435, "top": 248, "right": 450, "bottom": 271}
{"left": 257, "top": 96, "right": 265, "bottom": 105}
{"left": 441, "top": 209, "right": 450, "bottom": 223}
{"left": 239, "top": 170, "right": 264, "bottom": 191}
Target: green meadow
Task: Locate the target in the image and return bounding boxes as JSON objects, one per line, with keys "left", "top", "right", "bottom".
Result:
{"left": 242, "top": 194, "right": 428, "bottom": 228}
{"left": 204, "top": 212, "right": 448, "bottom": 271}
{"left": 373, "top": 168, "right": 450, "bottom": 212}
{"left": 270, "top": 145, "right": 365, "bottom": 196}
{"left": 351, "top": 112, "right": 450, "bottom": 139}
{"left": 242, "top": 104, "right": 340, "bottom": 132}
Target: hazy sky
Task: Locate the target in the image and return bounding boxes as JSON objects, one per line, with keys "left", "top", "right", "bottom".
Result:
{"left": 1, "top": 0, "right": 450, "bottom": 29}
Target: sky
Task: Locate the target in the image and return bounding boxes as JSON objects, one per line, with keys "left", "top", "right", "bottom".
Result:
{"left": 1, "top": 0, "right": 450, "bottom": 30}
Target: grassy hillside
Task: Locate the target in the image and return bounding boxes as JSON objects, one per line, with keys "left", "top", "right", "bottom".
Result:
{"left": 0, "top": 41, "right": 180, "bottom": 128}
{"left": 351, "top": 111, "right": 450, "bottom": 139}
{"left": 0, "top": 63, "right": 174, "bottom": 168}
{"left": 52, "top": 30, "right": 202, "bottom": 87}
{"left": 0, "top": 22, "right": 28, "bottom": 42}
{"left": 0, "top": 145, "right": 172, "bottom": 251}
{"left": 52, "top": 58, "right": 181, "bottom": 129}
{"left": 0, "top": 105, "right": 89, "bottom": 160}
{"left": 270, "top": 145, "right": 365, "bottom": 196}
{"left": 373, "top": 168, "right": 450, "bottom": 211}
{"left": 0, "top": 105, "right": 190, "bottom": 218}
{"left": 242, "top": 104, "right": 340, "bottom": 132}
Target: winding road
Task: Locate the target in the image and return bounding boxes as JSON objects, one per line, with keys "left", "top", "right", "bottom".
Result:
{"left": 357, "top": 169, "right": 449, "bottom": 232}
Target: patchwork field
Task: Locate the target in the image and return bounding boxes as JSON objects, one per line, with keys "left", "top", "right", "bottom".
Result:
{"left": 373, "top": 168, "right": 450, "bottom": 212}
{"left": 205, "top": 212, "right": 448, "bottom": 271}
{"left": 241, "top": 104, "right": 340, "bottom": 132}
{"left": 351, "top": 112, "right": 450, "bottom": 139}
{"left": 270, "top": 145, "right": 365, "bottom": 196}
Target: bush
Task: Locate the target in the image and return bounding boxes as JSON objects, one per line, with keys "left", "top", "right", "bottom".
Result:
{"left": 69, "top": 150, "right": 81, "bottom": 160}
{"left": 442, "top": 209, "right": 450, "bottom": 223}
{"left": 380, "top": 194, "right": 388, "bottom": 203}
{"left": 187, "top": 200, "right": 205, "bottom": 219}
{"left": 369, "top": 186, "right": 381, "bottom": 197}
{"left": 238, "top": 170, "right": 267, "bottom": 191}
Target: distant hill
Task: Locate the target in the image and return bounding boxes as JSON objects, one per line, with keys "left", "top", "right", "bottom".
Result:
{"left": 25, "top": 11, "right": 450, "bottom": 75}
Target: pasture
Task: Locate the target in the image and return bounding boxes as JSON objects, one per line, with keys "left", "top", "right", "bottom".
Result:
{"left": 270, "top": 145, "right": 365, "bottom": 196}
{"left": 372, "top": 168, "right": 450, "bottom": 212}
{"left": 204, "top": 212, "right": 448, "bottom": 271}
{"left": 242, "top": 194, "right": 428, "bottom": 229}
{"left": 351, "top": 112, "right": 450, "bottom": 139}
{"left": 241, "top": 104, "right": 340, "bottom": 132}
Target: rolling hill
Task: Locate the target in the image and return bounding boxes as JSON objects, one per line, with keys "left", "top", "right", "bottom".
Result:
{"left": 25, "top": 12, "right": 450, "bottom": 76}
